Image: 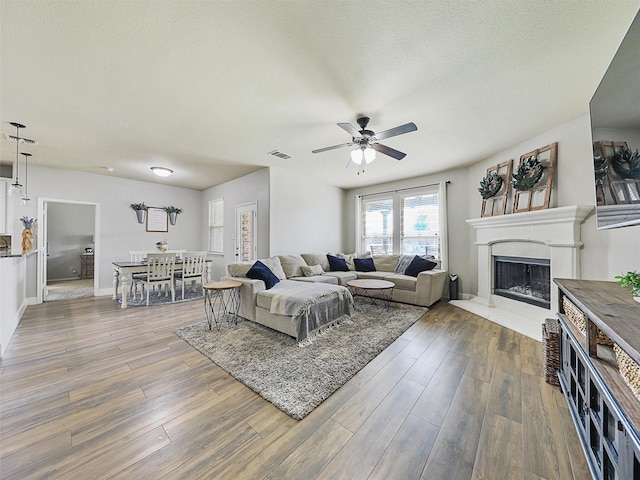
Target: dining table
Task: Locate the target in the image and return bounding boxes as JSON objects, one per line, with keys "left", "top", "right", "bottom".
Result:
{"left": 112, "top": 258, "right": 212, "bottom": 308}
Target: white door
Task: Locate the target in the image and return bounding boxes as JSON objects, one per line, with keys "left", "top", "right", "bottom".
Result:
{"left": 235, "top": 202, "right": 257, "bottom": 262}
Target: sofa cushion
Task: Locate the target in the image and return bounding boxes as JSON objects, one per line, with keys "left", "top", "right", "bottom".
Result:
{"left": 405, "top": 256, "right": 438, "bottom": 277}
{"left": 246, "top": 261, "right": 280, "bottom": 289}
{"left": 383, "top": 273, "right": 418, "bottom": 291}
{"left": 327, "top": 254, "right": 349, "bottom": 272}
{"left": 301, "top": 253, "right": 330, "bottom": 271}
{"left": 227, "top": 262, "right": 252, "bottom": 278}
{"left": 278, "top": 254, "right": 308, "bottom": 278}
{"left": 372, "top": 254, "right": 401, "bottom": 272}
{"left": 355, "top": 271, "right": 389, "bottom": 280}
{"left": 291, "top": 275, "right": 338, "bottom": 285}
{"left": 322, "top": 271, "right": 358, "bottom": 285}
{"left": 259, "top": 256, "right": 287, "bottom": 280}
{"left": 354, "top": 257, "right": 376, "bottom": 272}
{"left": 301, "top": 264, "right": 324, "bottom": 276}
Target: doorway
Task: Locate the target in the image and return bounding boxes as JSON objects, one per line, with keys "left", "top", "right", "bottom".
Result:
{"left": 235, "top": 202, "right": 257, "bottom": 263}
{"left": 37, "top": 199, "right": 100, "bottom": 303}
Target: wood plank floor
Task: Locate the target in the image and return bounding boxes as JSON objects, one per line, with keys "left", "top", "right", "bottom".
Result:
{"left": 0, "top": 296, "right": 590, "bottom": 479}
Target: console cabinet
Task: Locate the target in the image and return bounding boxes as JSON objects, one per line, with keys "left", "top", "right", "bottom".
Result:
{"left": 555, "top": 279, "right": 640, "bottom": 480}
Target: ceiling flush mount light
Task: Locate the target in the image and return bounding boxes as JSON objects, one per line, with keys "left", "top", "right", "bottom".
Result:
{"left": 20, "top": 152, "right": 32, "bottom": 206}
{"left": 8, "top": 122, "right": 25, "bottom": 196}
{"left": 151, "top": 167, "right": 173, "bottom": 177}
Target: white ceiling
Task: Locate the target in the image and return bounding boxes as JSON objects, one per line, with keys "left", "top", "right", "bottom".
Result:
{"left": 1, "top": 1, "right": 639, "bottom": 191}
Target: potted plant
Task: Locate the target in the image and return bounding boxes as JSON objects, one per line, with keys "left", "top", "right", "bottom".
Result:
{"left": 615, "top": 271, "right": 640, "bottom": 303}
{"left": 163, "top": 206, "right": 183, "bottom": 225}
{"left": 130, "top": 202, "right": 148, "bottom": 224}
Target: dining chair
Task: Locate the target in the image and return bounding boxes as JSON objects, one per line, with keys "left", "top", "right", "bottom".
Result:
{"left": 140, "top": 253, "right": 177, "bottom": 305}
{"left": 129, "top": 250, "right": 150, "bottom": 297}
{"left": 174, "top": 251, "right": 207, "bottom": 300}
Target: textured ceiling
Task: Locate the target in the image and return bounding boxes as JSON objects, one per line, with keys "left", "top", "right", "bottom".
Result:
{"left": 1, "top": 1, "right": 639, "bottom": 190}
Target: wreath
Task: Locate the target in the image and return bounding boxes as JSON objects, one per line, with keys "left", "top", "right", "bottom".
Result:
{"left": 611, "top": 148, "right": 640, "bottom": 179}
{"left": 478, "top": 171, "right": 503, "bottom": 199}
{"left": 511, "top": 156, "right": 544, "bottom": 191}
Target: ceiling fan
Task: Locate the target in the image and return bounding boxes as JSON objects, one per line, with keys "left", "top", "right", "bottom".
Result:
{"left": 312, "top": 115, "right": 417, "bottom": 168}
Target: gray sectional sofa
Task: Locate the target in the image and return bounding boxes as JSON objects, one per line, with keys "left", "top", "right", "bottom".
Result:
{"left": 222, "top": 252, "right": 447, "bottom": 341}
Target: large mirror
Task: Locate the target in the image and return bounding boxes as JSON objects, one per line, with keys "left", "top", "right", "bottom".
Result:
{"left": 590, "top": 9, "right": 640, "bottom": 229}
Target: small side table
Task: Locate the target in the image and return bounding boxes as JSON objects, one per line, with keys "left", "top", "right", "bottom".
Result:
{"left": 203, "top": 280, "right": 242, "bottom": 330}
{"left": 347, "top": 279, "right": 394, "bottom": 314}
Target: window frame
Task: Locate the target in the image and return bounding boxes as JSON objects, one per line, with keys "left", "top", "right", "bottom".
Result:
{"left": 208, "top": 198, "right": 224, "bottom": 255}
{"left": 357, "top": 183, "right": 448, "bottom": 270}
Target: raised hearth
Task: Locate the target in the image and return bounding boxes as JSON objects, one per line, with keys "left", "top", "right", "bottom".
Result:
{"left": 451, "top": 205, "right": 593, "bottom": 340}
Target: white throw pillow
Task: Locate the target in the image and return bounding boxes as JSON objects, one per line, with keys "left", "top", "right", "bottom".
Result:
{"left": 278, "top": 255, "right": 308, "bottom": 278}
{"left": 259, "top": 256, "right": 287, "bottom": 280}
{"left": 301, "top": 253, "right": 330, "bottom": 271}
{"left": 301, "top": 264, "right": 324, "bottom": 276}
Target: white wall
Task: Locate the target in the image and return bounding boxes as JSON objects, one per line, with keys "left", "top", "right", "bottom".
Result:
{"left": 201, "top": 168, "right": 270, "bottom": 281}
{"left": 269, "top": 167, "right": 345, "bottom": 255}
{"left": 7, "top": 165, "right": 203, "bottom": 296}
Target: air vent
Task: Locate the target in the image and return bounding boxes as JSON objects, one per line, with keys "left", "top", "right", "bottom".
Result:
{"left": 267, "top": 150, "right": 292, "bottom": 160}
{"left": 4, "top": 133, "right": 39, "bottom": 146}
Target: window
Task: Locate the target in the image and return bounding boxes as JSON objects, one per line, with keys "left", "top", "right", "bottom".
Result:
{"left": 361, "top": 197, "right": 393, "bottom": 254}
{"left": 358, "top": 183, "right": 447, "bottom": 266}
{"left": 401, "top": 192, "right": 440, "bottom": 258}
{"left": 208, "top": 199, "right": 224, "bottom": 254}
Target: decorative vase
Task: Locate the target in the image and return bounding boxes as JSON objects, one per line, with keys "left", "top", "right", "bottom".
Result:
{"left": 135, "top": 210, "right": 146, "bottom": 224}
{"left": 21, "top": 228, "right": 33, "bottom": 254}
{"left": 169, "top": 212, "right": 177, "bottom": 225}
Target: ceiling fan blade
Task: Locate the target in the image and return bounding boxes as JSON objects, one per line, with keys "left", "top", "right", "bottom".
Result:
{"left": 337, "top": 123, "right": 362, "bottom": 138}
{"left": 373, "top": 122, "right": 417, "bottom": 141}
{"left": 372, "top": 143, "right": 407, "bottom": 160}
{"left": 312, "top": 142, "right": 353, "bottom": 154}
{"left": 346, "top": 158, "right": 359, "bottom": 169}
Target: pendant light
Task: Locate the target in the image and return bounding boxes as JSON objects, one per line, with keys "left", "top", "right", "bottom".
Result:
{"left": 20, "top": 152, "right": 32, "bottom": 206}
{"left": 8, "top": 122, "right": 25, "bottom": 196}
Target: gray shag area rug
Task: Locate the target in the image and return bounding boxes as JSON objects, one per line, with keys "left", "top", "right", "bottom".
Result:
{"left": 174, "top": 303, "right": 427, "bottom": 420}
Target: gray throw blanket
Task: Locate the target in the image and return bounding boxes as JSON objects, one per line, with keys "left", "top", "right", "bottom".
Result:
{"left": 265, "top": 280, "right": 353, "bottom": 342}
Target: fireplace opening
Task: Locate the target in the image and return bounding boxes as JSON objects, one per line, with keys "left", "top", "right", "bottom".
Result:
{"left": 493, "top": 256, "right": 551, "bottom": 309}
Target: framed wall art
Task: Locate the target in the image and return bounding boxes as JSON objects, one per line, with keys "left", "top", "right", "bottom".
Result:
{"left": 479, "top": 159, "right": 513, "bottom": 217}
{"left": 146, "top": 206, "right": 168, "bottom": 232}
{"left": 512, "top": 142, "right": 557, "bottom": 213}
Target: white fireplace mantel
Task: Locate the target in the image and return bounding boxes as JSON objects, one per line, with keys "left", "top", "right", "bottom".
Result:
{"left": 452, "top": 205, "right": 594, "bottom": 340}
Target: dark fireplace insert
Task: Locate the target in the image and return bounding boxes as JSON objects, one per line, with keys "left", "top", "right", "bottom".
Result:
{"left": 493, "top": 255, "right": 551, "bottom": 309}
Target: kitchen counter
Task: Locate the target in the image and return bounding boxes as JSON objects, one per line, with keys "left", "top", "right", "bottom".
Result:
{"left": 0, "top": 250, "right": 37, "bottom": 258}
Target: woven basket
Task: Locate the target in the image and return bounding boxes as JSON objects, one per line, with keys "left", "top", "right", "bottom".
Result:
{"left": 562, "top": 296, "right": 613, "bottom": 346}
{"left": 542, "top": 318, "right": 560, "bottom": 386}
{"left": 614, "top": 344, "right": 640, "bottom": 402}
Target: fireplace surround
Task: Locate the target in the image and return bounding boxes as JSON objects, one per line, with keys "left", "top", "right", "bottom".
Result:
{"left": 451, "top": 205, "right": 593, "bottom": 340}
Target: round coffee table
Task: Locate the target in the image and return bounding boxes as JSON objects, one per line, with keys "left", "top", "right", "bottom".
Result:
{"left": 347, "top": 279, "right": 394, "bottom": 313}
{"left": 203, "top": 280, "right": 242, "bottom": 330}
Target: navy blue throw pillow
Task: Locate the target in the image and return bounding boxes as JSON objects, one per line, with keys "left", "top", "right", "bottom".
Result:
{"left": 405, "top": 255, "right": 437, "bottom": 277}
{"left": 354, "top": 257, "right": 376, "bottom": 272}
{"left": 327, "top": 254, "right": 349, "bottom": 272}
{"left": 246, "top": 260, "right": 280, "bottom": 289}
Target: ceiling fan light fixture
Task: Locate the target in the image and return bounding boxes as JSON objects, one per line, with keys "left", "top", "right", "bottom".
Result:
{"left": 363, "top": 147, "right": 376, "bottom": 164}
{"left": 151, "top": 167, "right": 173, "bottom": 177}
{"left": 350, "top": 149, "right": 363, "bottom": 165}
